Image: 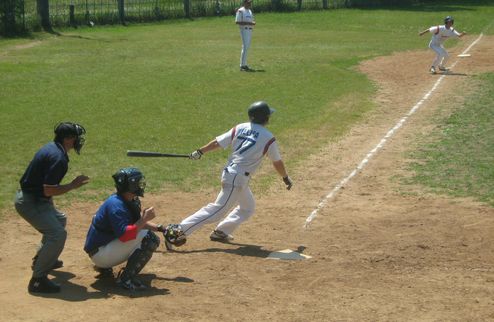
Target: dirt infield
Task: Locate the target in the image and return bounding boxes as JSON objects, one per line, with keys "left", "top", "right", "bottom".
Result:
{"left": 1, "top": 36, "right": 493, "bottom": 321}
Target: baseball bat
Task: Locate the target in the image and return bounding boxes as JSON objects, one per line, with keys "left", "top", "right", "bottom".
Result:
{"left": 127, "top": 150, "right": 190, "bottom": 158}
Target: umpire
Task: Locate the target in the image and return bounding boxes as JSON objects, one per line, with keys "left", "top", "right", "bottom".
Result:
{"left": 15, "top": 122, "right": 89, "bottom": 294}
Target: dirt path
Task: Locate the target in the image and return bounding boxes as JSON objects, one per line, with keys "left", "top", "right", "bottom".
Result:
{"left": 1, "top": 36, "right": 493, "bottom": 321}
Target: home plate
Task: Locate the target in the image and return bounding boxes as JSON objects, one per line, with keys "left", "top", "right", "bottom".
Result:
{"left": 457, "top": 54, "right": 471, "bottom": 57}
{"left": 267, "top": 249, "right": 312, "bottom": 260}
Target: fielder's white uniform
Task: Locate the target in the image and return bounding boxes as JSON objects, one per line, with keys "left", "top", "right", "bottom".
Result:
{"left": 236, "top": 6, "right": 255, "bottom": 68}
{"left": 428, "top": 25, "right": 461, "bottom": 68}
{"left": 180, "top": 122, "right": 281, "bottom": 236}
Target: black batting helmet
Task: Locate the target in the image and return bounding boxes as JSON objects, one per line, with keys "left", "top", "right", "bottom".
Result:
{"left": 54, "top": 122, "right": 86, "bottom": 154}
{"left": 444, "top": 16, "right": 454, "bottom": 24}
{"left": 112, "top": 167, "right": 146, "bottom": 197}
{"left": 248, "top": 101, "right": 276, "bottom": 124}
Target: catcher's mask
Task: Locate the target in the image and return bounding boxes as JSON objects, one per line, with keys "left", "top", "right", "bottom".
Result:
{"left": 248, "top": 101, "right": 276, "bottom": 125}
{"left": 54, "top": 122, "right": 86, "bottom": 154}
{"left": 112, "top": 167, "right": 146, "bottom": 197}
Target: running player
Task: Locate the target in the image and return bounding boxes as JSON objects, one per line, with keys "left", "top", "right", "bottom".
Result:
{"left": 419, "top": 16, "right": 466, "bottom": 74}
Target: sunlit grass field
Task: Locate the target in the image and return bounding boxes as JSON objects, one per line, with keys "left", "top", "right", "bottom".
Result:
{"left": 405, "top": 73, "right": 494, "bottom": 206}
{"left": 1, "top": 2, "right": 493, "bottom": 210}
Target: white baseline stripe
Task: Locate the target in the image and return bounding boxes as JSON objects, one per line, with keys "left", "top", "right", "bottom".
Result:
{"left": 304, "top": 33, "right": 484, "bottom": 228}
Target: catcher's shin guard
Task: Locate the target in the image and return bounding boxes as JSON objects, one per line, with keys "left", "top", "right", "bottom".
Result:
{"left": 119, "top": 231, "right": 160, "bottom": 281}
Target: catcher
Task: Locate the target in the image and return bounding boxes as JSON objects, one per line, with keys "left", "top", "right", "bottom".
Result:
{"left": 83, "top": 167, "right": 185, "bottom": 291}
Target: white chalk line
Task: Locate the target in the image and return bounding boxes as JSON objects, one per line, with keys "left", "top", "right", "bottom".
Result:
{"left": 304, "top": 33, "right": 484, "bottom": 229}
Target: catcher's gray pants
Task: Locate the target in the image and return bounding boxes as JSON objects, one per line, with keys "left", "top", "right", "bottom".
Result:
{"left": 14, "top": 190, "right": 67, "bottom": 278}
{"left": 89, "top": 229, "right": 149, "bottom": 269}
{"left": 181, "top": 170, "right": 255, "bottom": 236}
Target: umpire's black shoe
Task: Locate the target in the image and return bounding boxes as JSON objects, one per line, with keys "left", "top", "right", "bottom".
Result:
{"left": 31, "top": 255, "right": 64, "bottom": 271}
{"left": 28, "top": 276, "right": 61, "bottom": 293}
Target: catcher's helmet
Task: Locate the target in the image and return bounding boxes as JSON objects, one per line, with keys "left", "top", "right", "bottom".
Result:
{"left": 54, "top": 122, "right": 86, "bottom": 154}
{"left": 444, "top": 16, "right": 454, "bottom": 24}
{"left": 248, "top": 101, "right": 276, "bottom": 124}
{"left": 112, "top": 167, "right": 146, "bottom": 197}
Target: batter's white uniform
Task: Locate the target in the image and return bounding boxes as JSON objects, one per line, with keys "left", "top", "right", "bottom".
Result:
{"left": 428, "top": 25, "right": 461, "bottom": 68}
{"left": 236, "top": 6, "right": 255, "bottom": 68}
{"left": 180, "top": 122, "right": 281, "bottom": 236}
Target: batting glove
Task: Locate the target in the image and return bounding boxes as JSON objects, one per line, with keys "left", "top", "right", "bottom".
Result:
{"left": 283, "top": 176, "right": 293, "bottom": 190}
{"left": 189, "top": 149, "right": 203, "bottom": 160}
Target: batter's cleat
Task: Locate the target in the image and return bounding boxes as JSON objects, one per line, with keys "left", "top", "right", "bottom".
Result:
{"left": 31, "top": 255, "right": 63, "bottom": 271}
{"left": 429, "top": 66, "right": 437, "bottom": 74}
{"left": 210, "top": 230, "right": 234, "bottom": 243}
{"left": 438, "top": 66, "right": 449, "bottom": 72}
{"left": 28, "top": 276, "right": 61, "bottom": 293}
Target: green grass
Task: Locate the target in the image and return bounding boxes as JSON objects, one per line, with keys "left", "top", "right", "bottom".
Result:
{"left": 404, "top": 73, "right": 494, "bottom": 206}
{"left": 1, "top": 4, "right": 493, "bottom": 210}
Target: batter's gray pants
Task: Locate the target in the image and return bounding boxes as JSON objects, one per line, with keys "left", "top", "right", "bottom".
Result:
{"left": 14, "top": 190, "right": 67, "bottom": 278}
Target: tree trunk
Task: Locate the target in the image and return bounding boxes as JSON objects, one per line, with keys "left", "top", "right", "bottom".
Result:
{"left": 36, "top": 0, "right": 51, "bottom": 31}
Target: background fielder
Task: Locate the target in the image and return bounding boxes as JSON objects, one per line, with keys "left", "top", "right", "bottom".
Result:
{"left": 166, "top": 101, "right": 292, "bottom": 248}
{"left": 236, "top": 0, "right": 256, "bottom": 71}
{"left": 419, "top": 16, "right": 466, "bottom": 74}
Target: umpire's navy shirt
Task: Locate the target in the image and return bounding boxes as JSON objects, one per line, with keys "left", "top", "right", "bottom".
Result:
{"left": 20, "top": 142, "right": 69, "bottom": 198}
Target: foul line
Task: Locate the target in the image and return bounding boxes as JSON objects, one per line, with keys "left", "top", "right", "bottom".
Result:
{"left": 304, "top": 33, "right": 484, "bottom": 229}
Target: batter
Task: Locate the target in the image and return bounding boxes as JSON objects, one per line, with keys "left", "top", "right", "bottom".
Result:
{"left": 166, "top": 101, "right": 293, "bottom": 249}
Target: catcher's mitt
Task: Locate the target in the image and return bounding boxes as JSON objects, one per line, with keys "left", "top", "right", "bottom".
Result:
{"left": 163, "top": 224, "right": 187, "bottom": 248}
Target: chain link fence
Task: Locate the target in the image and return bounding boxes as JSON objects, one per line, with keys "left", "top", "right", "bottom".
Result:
{"left": 1, "top": 0, "right": 418, "bottom": 36}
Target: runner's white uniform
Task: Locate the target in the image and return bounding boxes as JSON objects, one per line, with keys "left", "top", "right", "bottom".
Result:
{"left": 236, "top": 6, "right": 255, "bottom": 68}
{"left": 428, "top": 25, "right": 461, "bottom": 68}
{"left": 180, "top": 122, "right": 281, "bottom": 236}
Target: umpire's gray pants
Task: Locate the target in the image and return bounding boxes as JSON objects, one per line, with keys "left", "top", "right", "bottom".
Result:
{"left": 14, "top": 190, "right": 67, "bottom": 278}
